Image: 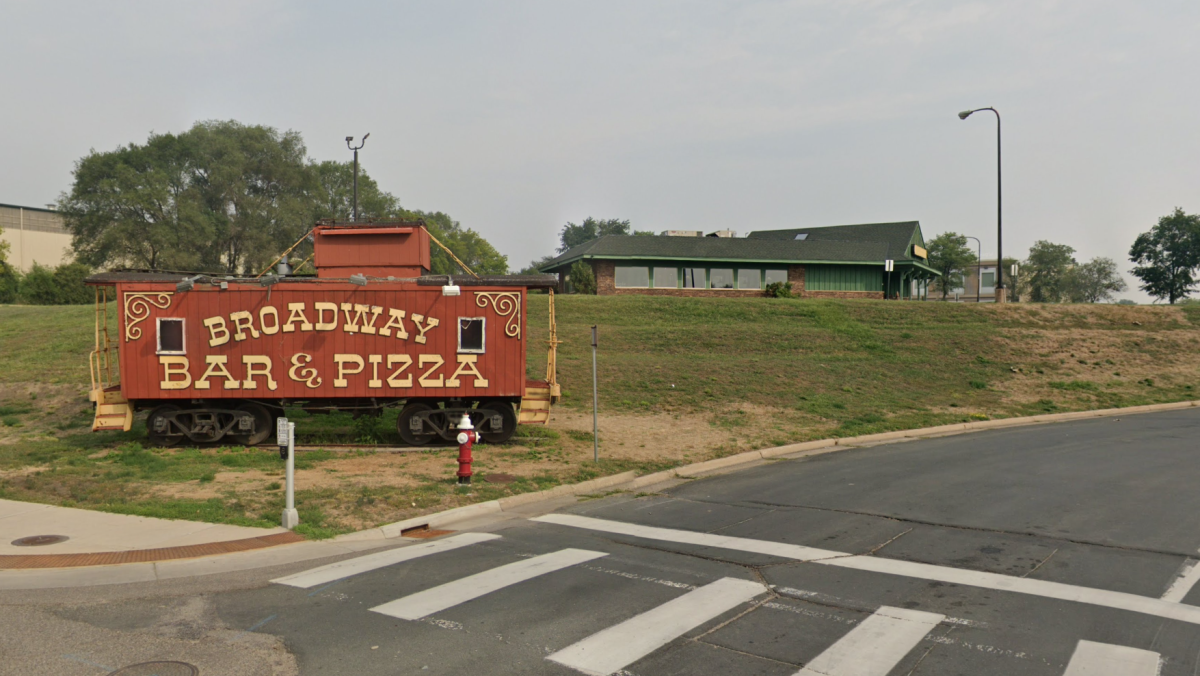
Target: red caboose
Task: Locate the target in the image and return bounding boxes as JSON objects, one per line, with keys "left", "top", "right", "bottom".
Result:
{"left": 85, "top": 221, "right": 560, "bottom": 446}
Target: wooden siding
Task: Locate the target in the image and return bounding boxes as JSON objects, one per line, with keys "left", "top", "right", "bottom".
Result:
{"left": 805, "top": 265, "right": 883, "bottom": 292}
{"left": 116, "top": 282, "right": 527, "bottom": 402}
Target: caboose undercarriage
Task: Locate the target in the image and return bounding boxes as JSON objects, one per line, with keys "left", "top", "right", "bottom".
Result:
{"left": 137, "top": 396, "right": 522, "bottom": 447}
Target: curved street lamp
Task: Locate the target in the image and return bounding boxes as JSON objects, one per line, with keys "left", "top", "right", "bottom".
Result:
{"left": 958, "top": 107, "right": 1003, "bottom": 302}
{"left": 346, "top": 133, "right": 370, "bottom": 221}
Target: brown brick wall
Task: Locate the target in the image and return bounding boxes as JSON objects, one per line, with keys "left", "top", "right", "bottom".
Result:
{"left": 805, "top": 290, "right": 885, "bottom": 299}
{"left": 788, "top": 265, "right": 805, "bottom": 296}
{"left": 612, "top": 288, "right": 766, "bottom": 297}
{"left": 593, "top": 260, "right": 616, "bottom": 294}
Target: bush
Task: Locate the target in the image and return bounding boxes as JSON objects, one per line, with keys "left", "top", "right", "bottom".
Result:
{"left": 765, "top": 281, "right": 793, "bottom": 298}
{"left": 569, "top": 261, "right": 596, "bottom": 295}
{"left": 0, "top": 264, "right": 19, "bottom": 304}
{"left": 16, "top": 262, "right": 92, "bottom": 305}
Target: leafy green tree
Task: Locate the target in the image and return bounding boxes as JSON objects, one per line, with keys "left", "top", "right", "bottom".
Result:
{"left": 558, "top": 217, "right": 632, "bottom": 252}
{"left": 926, "top": 232, "right": 976, "bottom": 300}
{"left": 569, "top": 261, "right": 596, "bottom": 294}
{"left": 416, "top": 211, "right": 509, "bottom": 275}
{"left": 1023, "top": 241, "right": 1077, "bottom": 302}
{"left": 1129, "top": 208, "right": 1200, "bottom": 304}
{"left": 519, "top": 254, "right": 557, "bottom": 275}
{"left": 0, "top": 223, "right": 10, "bottom": 265}
{"left": 1065, "top": 257, "right": 1127, "bottom": 303}
{"left": 59, "top": 121, "right": 509, "bottom": 276}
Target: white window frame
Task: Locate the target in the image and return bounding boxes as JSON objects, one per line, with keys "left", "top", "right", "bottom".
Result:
{"left": 156, "top": 317, "right": 186, "bottom": 355}
{"left": 458, "top": 317, "right": 486, "bottom": 354}
{"left": 980, "top": 267, "right": 997, "bottom": 293}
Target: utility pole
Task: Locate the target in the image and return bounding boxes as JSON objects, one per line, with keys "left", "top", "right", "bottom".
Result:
{"left": 346, "top": 134, "right": 369, "bottom": 221}
{"left": 965, "top": 236, "right": 982, "bottom": 303}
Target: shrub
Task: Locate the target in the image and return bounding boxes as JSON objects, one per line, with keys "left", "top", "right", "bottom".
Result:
{"left": 569, "top": 261, "right": 596, "bottom": 295}
{"left": 17, "top": 262, "right": 92, "bottom": 305}
{"left": 0, "top": 264, "right": 19, "bottom": 304}
{"left": 764, "top": 281, "right": 792, "bottom": 298}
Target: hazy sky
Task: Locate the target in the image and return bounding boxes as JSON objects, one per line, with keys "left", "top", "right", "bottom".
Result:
{"left": 3, "top": 1, "right": 1198, "bottom": 299}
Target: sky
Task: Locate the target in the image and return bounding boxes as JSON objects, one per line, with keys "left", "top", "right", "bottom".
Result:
{"left": 2, "top": 1, "right": 1198, "bottom": 300}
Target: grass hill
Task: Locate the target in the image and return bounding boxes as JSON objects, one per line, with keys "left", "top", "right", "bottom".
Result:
{"left": 1, "top": 297, "right": 1198, "bottom": 535}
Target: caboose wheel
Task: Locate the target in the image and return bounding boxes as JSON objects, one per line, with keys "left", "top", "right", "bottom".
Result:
{"left": 146, "top": 404, "right": 185, "bottom": 447}
{"left": 478, "top": 402, "right": 518, "bottom": 444}
{"left": 397, "top": 402, "right": 437, "bottom": 446}
{"left": 231, "top": 403, "right": 273, "bottom": 446}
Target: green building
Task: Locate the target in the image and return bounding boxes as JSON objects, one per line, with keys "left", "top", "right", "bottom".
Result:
{"left": 539, "top": 221, "right": 940, "bottom": 299}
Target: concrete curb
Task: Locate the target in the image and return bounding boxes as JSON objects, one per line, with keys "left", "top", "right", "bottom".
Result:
{"left": 4, "top": 398, "right": 1196, "bottom": 588}
{"left": 351, "top": 398, "right": 1200, "bottom": 539}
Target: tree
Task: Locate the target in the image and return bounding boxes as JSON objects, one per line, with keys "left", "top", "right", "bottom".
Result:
{"left": 569, "top": 261, "right": 596, "bottom": 294}
{"left": 558, "top": 217, "right": 632, "bottom": 252}
{"left": 1128, "top": 208, "right": 1200, "bottom": 304}
{"left": 1065, "top": 257, "right": 1127, "bottom": 303}
{"left": 60, "top": 121, "right": 316, "bottom": 274}
{"left": 17, "top": 262, "right": 93, "bottom": 305}
{"left": 0, "top": 222, "right": 10, "bottom": 265}
{"left": 1023, "top": 241, "right": 1077, "bottom": 302}
{"left": 59, "top": 121, "right": 509, "bottom": 276}
{"left": 925, "top": 232, "right": 976, "bottom": 300}
{"left": 519, "top": 254, "right": 557, "bottom": 275}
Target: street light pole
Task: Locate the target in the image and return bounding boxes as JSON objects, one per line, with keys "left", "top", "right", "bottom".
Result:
{"left": 958, "top": 108, "right": 1003, "bottom": 302}
{"left": 965, "top": 235, "right": 982, "bottom": 303}
{"left": 346, "top": 134, "right": 370, "bottom": 221}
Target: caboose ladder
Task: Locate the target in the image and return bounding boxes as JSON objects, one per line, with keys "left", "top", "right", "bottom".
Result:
{"left": 89, "top": 286, "right": 133, "bottom": 432}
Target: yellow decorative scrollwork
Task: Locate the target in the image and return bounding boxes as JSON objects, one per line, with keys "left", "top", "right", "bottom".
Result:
{"left": 474, "top": 292, "right": 522, "bottom": 339}
{"left": 124, "top": 292, "right": 174, "bottom": 342}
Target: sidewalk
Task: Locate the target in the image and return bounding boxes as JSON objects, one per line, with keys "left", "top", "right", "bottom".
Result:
{"left": 0, "top": 499, "right": 300, "bottom": 567}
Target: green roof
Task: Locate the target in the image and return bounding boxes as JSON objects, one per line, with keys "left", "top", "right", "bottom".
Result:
{"left": 747, "top": 221, "right": 925, "bottom": 261}
{"left": 540, "top": 221, "right": 937, "bottom": 275}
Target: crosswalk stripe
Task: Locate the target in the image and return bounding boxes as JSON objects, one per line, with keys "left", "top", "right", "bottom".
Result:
{"left": 547, "top": 577, "right": 765, "bottom": 676}
{"left": 793, "top": 606, "right": 944, "bottom": 676}
{"left": 1062, "top": 640, "right": 1160, "bottom": 675}
{"left": 532, "top": 513, "right": 841, "bottom": 561}
{"left": 533, "top": 514, "right": 1200, "bottom": 626}
{"left": 271, "top": 533, "right": 501, "bottom": 589}
{"left": 370, "top": 548, "right": 608, "bottom": 620}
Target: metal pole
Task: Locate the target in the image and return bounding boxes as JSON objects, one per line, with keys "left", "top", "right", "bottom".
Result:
{"left": 591, "top": 325, "right": 598, "bottom": 463}
{"left": 995, "top": 111, "right": 1003, "bottom": 303}
{"left": 282, "top": 421, "right": 298, "bottom": 529}
{"left": 352, "top": 148, "right": 358, "bottom": 222}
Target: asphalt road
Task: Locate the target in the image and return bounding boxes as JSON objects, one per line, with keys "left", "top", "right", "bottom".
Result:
{"left": 5, "top": 408, "right": 1200, "bottom": 675}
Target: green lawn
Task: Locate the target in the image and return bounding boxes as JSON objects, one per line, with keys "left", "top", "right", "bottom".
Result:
{"left": 2, "top": 297, "right": 1199, "bottom": 536}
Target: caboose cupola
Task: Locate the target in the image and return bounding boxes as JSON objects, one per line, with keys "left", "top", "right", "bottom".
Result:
{"left": 312, "top": 220, "right": 431, "bottom": 279}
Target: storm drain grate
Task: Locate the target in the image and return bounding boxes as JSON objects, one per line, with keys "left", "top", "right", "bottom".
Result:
{"left": 109, "top": 661, "right": 198, "bottom": 676}
{"left": 11, "top": 535, "right": 69, "bottom": 547}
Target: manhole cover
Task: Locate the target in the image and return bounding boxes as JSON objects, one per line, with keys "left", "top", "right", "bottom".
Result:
{"left": 485, "top": 473, "right": 516, "bottom": 484}
{"left": 11, "top": 535, "right": 69, "bottom": 547}
{"left": 109, "top": 661, "right": 198, "bottom": 676}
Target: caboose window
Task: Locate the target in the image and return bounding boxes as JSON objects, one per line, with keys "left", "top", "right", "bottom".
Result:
{"left": 458, "top": 317, "right": 485, "bottom": 353}
{"left": 157, "top": 318, "right": 185, "bottom": 355}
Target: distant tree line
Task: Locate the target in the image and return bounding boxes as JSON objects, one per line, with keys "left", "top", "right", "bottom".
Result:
{"left": 56, "top": 120, "right": 507, "bottom": 278}
{"left": 520, "top": 217, "right": 654, "bottom": 276}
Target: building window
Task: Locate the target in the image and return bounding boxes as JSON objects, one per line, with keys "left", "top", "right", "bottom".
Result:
{"left": 614, "top": 266, "right": 650, "bottom": 288}
{"left": 156, "top": 318, "right": 185, "bottom": 355}
{"left": 683, "top": 268, "right": 706, "bottom": 288}
{"left": 980, "top": 269, "right": 996, "bottom": 292}
{"left": 710, "top": 269, "right": 734, "bottom": 289}
{"left": 794, "top": 233, "right": 808, "bottom": 240}
{"left": 653, "top": 267, "right": 677, "bottom": 289}
{"left": 458, "top": 318, "right": 485, "bottom": 353}
{"left": 737, "top": 269, "right": 761, "bottom": 289}
{"left": 764, "top": 269, "right": 788, "bottom": 286}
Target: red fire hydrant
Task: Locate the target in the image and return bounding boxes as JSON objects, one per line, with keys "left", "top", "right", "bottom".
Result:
{"left": 455, "top": 413, "right": 482, "bottom": 485}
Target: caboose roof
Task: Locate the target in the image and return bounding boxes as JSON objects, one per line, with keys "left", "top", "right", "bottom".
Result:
{"left": 85, "top": 271, "right": 559, "bottom": 289}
